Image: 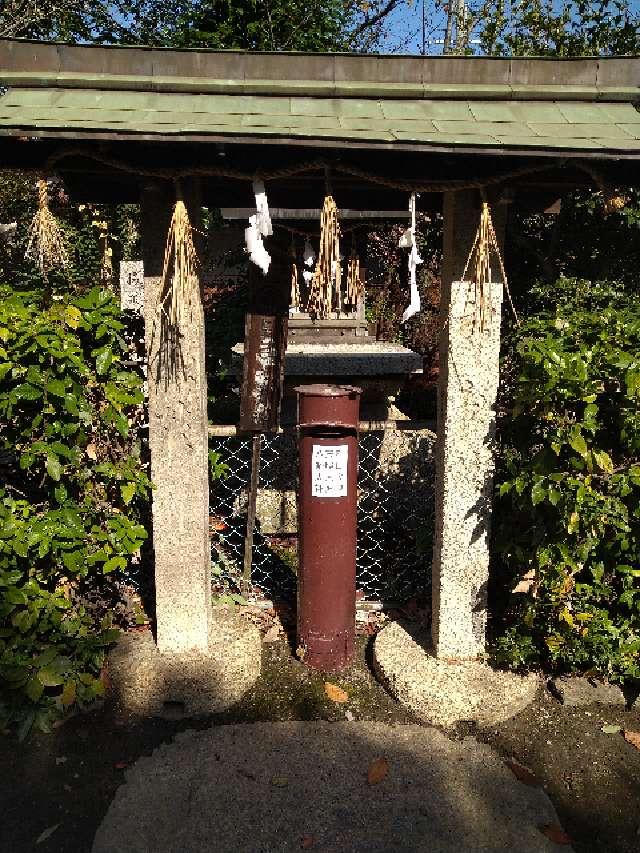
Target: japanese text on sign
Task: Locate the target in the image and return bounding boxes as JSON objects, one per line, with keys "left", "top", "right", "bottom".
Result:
{"left": 312, "top": 445, "right": 348, "bottom": 498}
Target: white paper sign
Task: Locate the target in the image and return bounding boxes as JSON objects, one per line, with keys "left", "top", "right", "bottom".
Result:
{"left": 312, "top": 445, "right": 348, "bottom": 498}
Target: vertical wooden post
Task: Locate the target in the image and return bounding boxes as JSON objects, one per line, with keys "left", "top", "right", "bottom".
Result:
{"left": 431, "top": 190, "right": 505, "bottom": 659}
{"left": 141, "top": 179, "right": 211, "bottom": 653}
{"left": 238, "top": 231, "right": 290, "bottom": 589}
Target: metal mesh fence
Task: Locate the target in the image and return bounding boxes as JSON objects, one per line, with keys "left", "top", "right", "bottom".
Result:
{"left": 209, "top": 428, "right": 434, "bottom": 604}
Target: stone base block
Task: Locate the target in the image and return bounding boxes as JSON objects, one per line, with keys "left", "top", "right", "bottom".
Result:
{"left": 550, "top": 676, "right": 628, "bottom": 707}
{"left": 373, "top": 621, "right": 540, "bottom": 727}
{"left": 109, "top": 607, "right": 261, "bottom": 717}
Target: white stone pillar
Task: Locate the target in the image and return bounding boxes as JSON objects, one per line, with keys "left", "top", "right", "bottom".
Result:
{"left": 141, "top": 181, "right": 211, "bottom": 653}
{"left": 431, "top": 191, "right": 504, "bottom": 659}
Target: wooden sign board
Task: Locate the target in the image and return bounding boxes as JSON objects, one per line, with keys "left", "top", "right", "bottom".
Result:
{"left": 239, "top": 312, "right": 287, "bottom": 432}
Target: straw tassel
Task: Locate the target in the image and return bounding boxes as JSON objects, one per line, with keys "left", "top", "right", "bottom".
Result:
{"left": 345, "top": 247, "right": 363, "bottom": 309}
{"left": 25, "top": 178, "right": 69, "bottom": 276}
{"left": 307, "top": 195, "right": 341, "bottom": 319}
{"left": 159, "top": 194, "right": 199, "bottom": 331}
{"left": 461, "top": 201, "right": 512, "bottom": 331}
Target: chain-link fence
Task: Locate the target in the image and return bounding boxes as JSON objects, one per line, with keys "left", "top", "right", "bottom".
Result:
{"left": 209, "top": 426, "right": 435, "bottom": 604}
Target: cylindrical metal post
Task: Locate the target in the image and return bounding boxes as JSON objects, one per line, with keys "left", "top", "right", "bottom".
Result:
{"left": 296, "top": 384, "right": 361, "bottom": 670}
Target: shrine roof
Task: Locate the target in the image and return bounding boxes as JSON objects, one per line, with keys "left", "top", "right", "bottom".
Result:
{"left": 0, "top": 39, "right": 639, "bottom": 156}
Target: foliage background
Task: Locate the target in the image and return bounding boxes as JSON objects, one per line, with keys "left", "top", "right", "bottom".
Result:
{"left": 490, "top": 189, "right": 640, "bottom": 682}
{"left": 0, "top": 283, "right": 149, "bottom": 737}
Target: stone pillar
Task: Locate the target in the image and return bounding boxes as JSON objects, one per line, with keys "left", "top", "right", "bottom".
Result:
{"left": 141, "top": 181, "right": 211, "bottom": 653}
{"left": 431, "top": 191, "right": 504, "bottom": 659}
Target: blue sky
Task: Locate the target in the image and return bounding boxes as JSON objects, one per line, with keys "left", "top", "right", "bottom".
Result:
{"left": 377, "top": 0, "right": 640, "bottom": 54}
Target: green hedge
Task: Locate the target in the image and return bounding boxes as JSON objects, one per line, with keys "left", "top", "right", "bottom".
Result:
{"left": 493, "top": 277, "right": 640, "bottom": 683}
{"left": 0, "top": 285, "right": 149, "bottom": 737}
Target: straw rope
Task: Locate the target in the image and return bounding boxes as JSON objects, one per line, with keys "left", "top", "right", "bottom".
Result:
{"left": 461, "top": 201, "right": 517, "bottom": 330}
{"left": 307, "top": 195, "right": 341, "bottom": 319}
{"left": 43, "top": 147, "right": 586, "bottom": 195}
{"left": 25, "top": 178, "right": 69, "bottom": 275}
{"left": 345, "top": 248, "right": 364, "bottom": 308}
{"left": 159, "top": 196, "right": 199, "bottom": 331}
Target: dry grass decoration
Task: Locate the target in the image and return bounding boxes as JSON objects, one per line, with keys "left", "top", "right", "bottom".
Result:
{"left": 307, "top": 195, "right": 341, "bottom": 319}
{"left": 461, "top": 201, "right": 512, "bottom": 332}
{"left": 345, "top": 244, "right": 364, "bottom": 309}
{"left": 290, "top": 240, "right": 300, "bottom": 310}
{"left": 25, "top": 178, "right": 70, "bottom": 276}
{"left": 159, "top": 197, "right": 199, "bottom": 332}
{"left": 154, "top": 194, "right": 199, "bottom": 376}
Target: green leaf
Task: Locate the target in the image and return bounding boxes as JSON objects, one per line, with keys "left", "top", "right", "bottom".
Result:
{"left": 65, "top": 306, "right": 82, "bottom": 328}
{"left": 95, "top": 347, "right": 113, "bottom": 375}
{"left": 26, "top": 677, "right": 45, "bottom": 702}
{"left": 62, "top": 550, "right": 85, "bottom": 574}
{"left": 103, "top": 556, "right": 126, "bottom": 574}
{"left": 14, "top": 383, "right": 41, "bottom": 401}
{"left": 567, "top": 511, "right": 580, "bottom": 534}
{"left": 593, "top": 450, "right": 613, "bottom": 474}
{"left": 35, "top": 647, "right": 59, "bottom": 667}
{"left": 61, "top": 679, "right": 76, "bottom": 709}
{"left": 46, "top": 379, "right": 66, "bottom": 397}
{"left": 602, "top": 724, "right": 622, "bottom": 734}
{"left": 120, "top": 482, "right": 136, "bottom": 505}
{"left": 45, "top": 454, "right": 62, "bottom": 482}
{"left": 37, "top": 666, "right": 65, "bottom": 687}
{"left": 548, "top": 487, "right": 561, "bottom": 506}
{"left": 531, "top": 480, "right": 547, "bottom": 506}
{"left": 569, "top": 428, "right": 588, "bottom": 458}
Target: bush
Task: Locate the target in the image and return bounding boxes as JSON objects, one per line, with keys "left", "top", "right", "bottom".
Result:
{"left": 0, "top": 285, "right": 149, "bottom": 736}
{"left": 492, "top": 277, "right": 640, "bottom": 683}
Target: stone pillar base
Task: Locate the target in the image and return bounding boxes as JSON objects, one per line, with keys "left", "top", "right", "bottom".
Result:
{"left": 373, "top": 621, "right": 539, "bottom": 727}
{"left": 108, "top": 607, "right": 261, "bottom": 717}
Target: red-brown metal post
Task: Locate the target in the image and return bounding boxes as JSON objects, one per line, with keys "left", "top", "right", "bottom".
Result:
{"left": 296, "top": 384, "right": 361, "bottom": 670}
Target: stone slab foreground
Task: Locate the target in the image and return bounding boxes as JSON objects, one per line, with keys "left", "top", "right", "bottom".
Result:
{"left": 108, "top": 607, "right": 261, "bottom": 717}
{"left": 374, "top": 621, "right": 540, "bottom": 727}
{"left": 93, "top": 720, "right": 570, "bottom": 853}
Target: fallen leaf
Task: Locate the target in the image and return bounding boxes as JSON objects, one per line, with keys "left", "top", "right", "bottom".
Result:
{"left": 505, "top": 759, "right": 539, "bottom": 787}
{"left": 539, "top": 823, "right": 572, "bottom": 845}
{"left": 602, "top": 724, "right": 622, "bottom": 734}
{"left": 263, "top": 625, "right": 281, "bottom": 643}
{"left": 270, "top": 774, "right": 288, "bottom": 788}
{"left": 300, "top": 836, "right": 315, "bottom": 849}
{"left": 624, "top": 730, "right": 640, "bottom": 750}
{"left": 36, "top": 824, "right": 60, "bottom": 845}
{"left": 325, "top": 682, "right": 349, "bottom": 704}
{"left": 367, "top": 756, "right": 389, "bottom": 785}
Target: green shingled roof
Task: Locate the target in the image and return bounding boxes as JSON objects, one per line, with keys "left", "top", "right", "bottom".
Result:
{"left": 1, "top": 86, "right": 638, "bottom": 151}
{"left": 0, "top": 40, "right": 639, "bottom": 154}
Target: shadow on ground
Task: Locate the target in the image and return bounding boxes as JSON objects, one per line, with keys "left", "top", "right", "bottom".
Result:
{"left": 2, "top": 636, "right": 640, "bottom": 853}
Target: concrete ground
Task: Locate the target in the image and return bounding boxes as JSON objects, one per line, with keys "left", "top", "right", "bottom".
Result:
{"left": 92, "top": 721, "right": 569, "bottom": 853}
{"left": 4, "top": 638, "right": 640, "bottom": 853}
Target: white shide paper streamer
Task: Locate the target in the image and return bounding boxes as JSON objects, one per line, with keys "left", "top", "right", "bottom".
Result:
{"left": 245, "top": 214, "right": 271, "bottom": 274}
{"left": 401, "top": 192, "right": 422, "bottom": 323}
{"left": 245, "top": 180, "right": 273, "bottom": 274}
